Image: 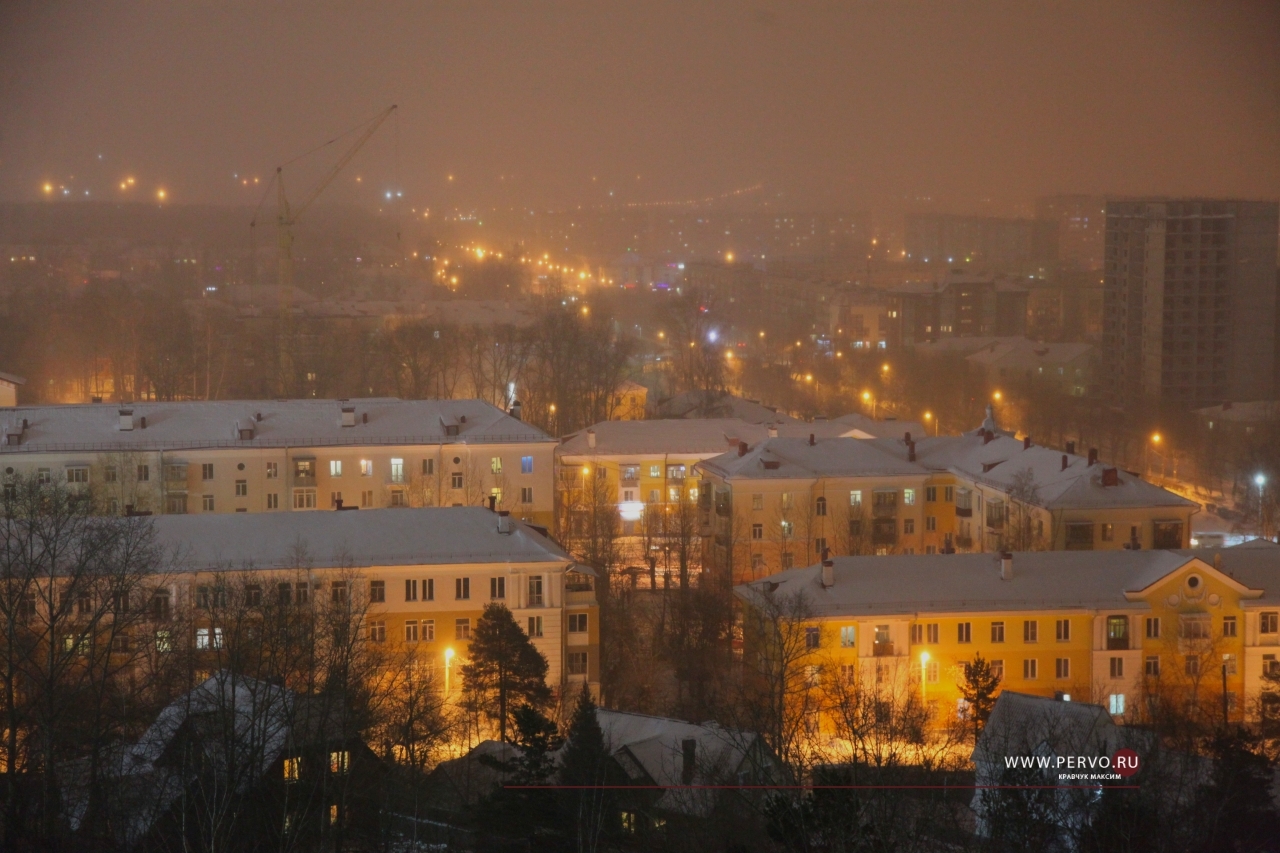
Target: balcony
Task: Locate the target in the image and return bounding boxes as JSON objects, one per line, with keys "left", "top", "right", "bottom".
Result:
{"left": 292, "top": 473, "right": 316, "bottom": 488}
{"left": 955, "top": 506, "right": 973, "bottom": 518}
{"left": 955, "top": 535, "right": 974, "bottom": 549}
{"left": 1106, "top": 638, "right": 1129, "bottom": 651}
{"left": 620, "top": 477, "right": 640, "bottom": 488}
{"left": 872, "top": 502, "right": 897, "bottom": 519}
{"left": 872, "top": 641, "right": 895, "bottom": 657}
{"left": 565, "top": 589, "right": 595, "bottom": 606}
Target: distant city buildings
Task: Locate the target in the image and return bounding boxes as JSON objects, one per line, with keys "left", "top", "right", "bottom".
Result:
{"left": 904, "top": 213, "right": 1058, "bottom": 275}
{"left": 1101, "top": 198, "right": 1280, "bottom": 408}
{"left": 1036, "top": 194, "right": 1107, "bottom": 271}
{"left": 887, "top": 273, "right": 1028, "bottom": 348}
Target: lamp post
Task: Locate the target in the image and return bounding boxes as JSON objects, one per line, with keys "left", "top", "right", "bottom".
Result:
{"left": 862, "top": 391, "right": 877, "bottom": 419}
{"left": 920, "top": 651, "right": 930, "bottom": 702}
{"left": 924, "top": 412, "right": 939, "bottom": 436}
{"left": 1256, "top": 473, "right": 1268, "bottom": 539}
{"left": 444, "top": 647, "right": 455, "bottom": 697}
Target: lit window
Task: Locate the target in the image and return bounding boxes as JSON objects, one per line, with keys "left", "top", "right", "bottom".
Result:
{"left": 390, "top": 458, "right": 405, "bottom": 483}
{"left": 903, "top": 489, "right": 916, "bottom": 506}
{"left": 329, "top": 460, "right": 342, "bottom": 477}
{"left": 284, "top": 757, "right": 300, "bottom": 782}
{"left": 528, "top": 616, "right": 543, "bottom": 637}
{"left": 329, "top": 750, "right": 349, "bottom": 774}
{"left": 1108, "top": 694, "right": 1125, "bottom": 715}
{"left": 491, "top": 457, "right": 503, "bottom": 475}
{"left": 752, "top": 494, "right": 764, "bottom": 510}
{"left": 840, "top": 626, "right": 855, "bottom": 647}
{"left": 360, "top": 459, "right": 372, "bottom": 476}
{"left": 521, "top": 456, "right": 533, "bottom": 474}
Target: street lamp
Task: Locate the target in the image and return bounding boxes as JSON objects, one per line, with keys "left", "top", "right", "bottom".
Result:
{"left": 924, "top": 412, "right": 938, "bottom": 436}
{"left": 920, "top": 651, "right": 931, "bottom": 701}
{"left": 444, "top": 647, "right": 455, "bottom": 696}
{"left": 992, "top": 391, "right": 1002, "bottom": 402}
{"left": 862, "top": 391, "right": 877, "bottom": 419}
{"left": 1257, "top": 474, "right": 1268, "bottom": 539}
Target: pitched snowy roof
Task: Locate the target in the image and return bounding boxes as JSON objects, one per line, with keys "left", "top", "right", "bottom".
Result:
{"left": 0, "top": 397, "right": 551, "bottom": 454}
{"left": 151, "top": 506, "right": 574, "bottom": 571}
{"left": 732, "top": 549, "right": 1279, "bottom": 617}
{"left": 557, "top": 418, "right": 853, "bottom": 458}
{"left": 653, "top": 390, "right": 802, "bottom": 424}
{"left": 870, "top": 433, "right": 1197, "bottom": 511}
{"left": 829, "top": 412, "right": 927, "bottom": 440}
{"left": 698, "top": 436, "right": 929, "bottom": 481}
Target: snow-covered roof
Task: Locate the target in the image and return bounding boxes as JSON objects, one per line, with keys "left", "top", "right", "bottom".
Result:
{"left": 653, "top": 390, "right": 801, "bottom": 424}
{"left": 1193, "top": 400, "right": 1280, "bottom": 424}
{"left": 965, "top": 339, "right": 1094, "bottom": 368}
{"left": 829, "top": 412, "right": 927, "bottom": 440}
{"left": 0, "top": 371, "right": 26, "bottom": 387}
{"left": 973, "top": 692, "right": 1119, "bottom": 770}
{"left": 151, "top": 506, "right": 574, "bottom": 572}
{"left": 699, "top": 436, "right": 929, "bottom": 481}
{"left": 870, "top": 433, "right": 1197, "bottom": 511}
{"left": 0, "top": 398, "right": 551, "bottom": 454}
{"left": 557, "top": 418, "right": 854, "bottom": 459}
{"left": 733, "top": 549, "right": 1279, "bottom": 617}
{"left": 597, "top": 709, "right": 772, "bottom": 817}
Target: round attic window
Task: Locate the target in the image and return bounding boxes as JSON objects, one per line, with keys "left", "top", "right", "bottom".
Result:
{"left": 1187, "top": 575, "right": 1201, "bottom": 589}
{"left": 453, "top": 456, "right": 461, "bottom": 465}
{"left": 237, "top": 463, "right": 245, "bottom": 471}
{"left": 4, "top": 467, "right": 12, "bottom": 475}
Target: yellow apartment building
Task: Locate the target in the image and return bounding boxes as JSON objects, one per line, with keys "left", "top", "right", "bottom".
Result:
{"left": 149, "top": 506, "right": 600, "bottom": 696}
{"left": 735, "top": 544, "right": 1280, "bottom": 728}
{"left": 0, "top": 399, "right": 557, "bottom": 529}
{"left": 865, "top": 406, "right": 1197, "bottom": 553}
{"left": 555, "top": 418, "right": 856, "bottom": 571}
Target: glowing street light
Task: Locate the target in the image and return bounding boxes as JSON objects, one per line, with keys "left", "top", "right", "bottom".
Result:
{"left": 924, "top": 411, "right": 939, "bottom": 436}
{"left": 992, "top": 391, "right": 1002, "bottom": 402}
{"left": 444, "top": 647, "right": 456, "bottom": 696}
{"left": 920, "top": 651, "right": 931, "bottom": 701}
{"left": 1151, "top": 433, "right": 1162, "bottom": 445}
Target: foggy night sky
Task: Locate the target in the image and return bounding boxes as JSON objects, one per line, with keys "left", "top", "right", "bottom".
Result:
{"left": 1, "top": 1, "right": 1277, "bottom": 213}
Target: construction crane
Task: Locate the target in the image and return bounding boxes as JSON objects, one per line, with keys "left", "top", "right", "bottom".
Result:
{"left": 250, "top": 104, "right": 398, "bottom": 301}
{"left": 248, "top": 105, "right": 397, "bottom": 393}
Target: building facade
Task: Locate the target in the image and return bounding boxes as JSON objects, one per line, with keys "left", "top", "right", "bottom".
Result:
{"left": 735, "top": 546, "right": 1280, "bottom": 728}
{"left": 151, "top": 507, "right": 600, "bottom": 695}
{"left": 0, "top": 398, "right": 556, "bottom": 528}
{"left": 1101, "top": 198, "right": 1279, "bottom": 407}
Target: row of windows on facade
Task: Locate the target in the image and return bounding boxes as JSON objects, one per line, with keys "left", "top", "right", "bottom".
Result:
{"left": 366, "top": 612, "right": 589, "bottom": 644}
{"left": 750, "top": 516, "right": 935, "bottom": 541}
{"left": 34, "top": 454, "right": 538, "bottom": 487}
{"left": 129, "top": 483, "right": 536, "bottom": 515}
{"left": 809, "top": 653, "right": 1238, "bottom": 691}
{"left": 747, "top": 487, "right": 945, "bottom": 514}
{"left": 803, "top": 613, "right": 1248, "bottom": 652}
{"left": 185, "top": 576, "right": 554, "bottom": 609}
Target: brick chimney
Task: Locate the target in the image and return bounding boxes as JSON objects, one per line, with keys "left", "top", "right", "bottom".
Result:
{"left": 1000, "top": 551, "right": 1013, "bottom": 581}
{"left": 1061, "top": 454, "right": 1069, "bottom": 471}
{"left": 809, "top": 433, "right": 815, "bottom": 446}
{"left": 1023, "top": 436, "right": 1031, "bottom": 450}
{"left": 586, "top": 428, "right": 596, "bottom": 449}
{"left": 1088, "top": 448, "right": 1098, "bottom": 466}
{"left": 821, "top": 559, "right": 834, "bottom": 588}
{"left": 1066, "top": 441, "right": 1076, "bottom": 455}
{"left": 738, "top": 441, "right": 748, "bottom": 456}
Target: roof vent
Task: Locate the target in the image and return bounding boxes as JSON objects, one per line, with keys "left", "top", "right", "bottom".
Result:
{"left": 140, "top": 416, "right": 147, "bottom": 429}
{"left": 255, "top": 411, "right": 263, "bottom": 422}
{"left": 237, "top": 419, "right": 255, "bottom": 441}
{"left": 738, "top": 441, "right": 748, "bottom": 457}
{"left": 762, "top": 459, "right": 781, "bottom": 470}
{"left": 1065, "top": 440, "right": 1075, "bottom": 455}
{"left": 118, "top": 409, "right": 134, "bottom": 431}
{"left": 1000, "top": 551, "right": 1013, "bottom": 581}
{"left": 1061, "top": 454, "right": 1069, "bottom": 471}
{"left": 767, "top": 425, "right": 778, "bottom": 438}
{"left": 904, "top": 431, "right": 912, "bottom": 443}
{"left": 341, "top": 405, "right": 356, "bottom": 428}
{"left": 587, "top": 428, "right": 596, "bottom": 449}
{"left": 362, "top": 412, "right": 368, "bottom": 424}
{"left": 1101, "top": 467, "right": 1119, "bottom": 487}
{"left": 983, "top": 430, "right": 995, "bottom": 445}
{"left": 497, "top": 512, "right": 513, "bottom": 535}
{"left": 821, "top": 559, "right": 834, "bottom": 588}
{"left": 808, "top": 433, "right": 815, "bottom": 446}
{"left": 1088, "top": 448, "right": 1098, "bottom": 466}
{"left": 907, "top": 440, "right": 916, "bottom": 463}
{"left": 1023, "top": 436, "right": 1032, "bottom": 450}
{"left": 509, "top": 399, "right": 522, "bottom": 421}
{"left": 460, "top": 415, "right": 467, "bottom": 424}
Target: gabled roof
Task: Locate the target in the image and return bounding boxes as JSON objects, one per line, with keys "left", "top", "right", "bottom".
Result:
{"left": 653, "top": 390, "right": 802, "bottom": 424}
{"left": 0, "top": 397, "right": 551, "bottom": 454}
{"left": 596, "top": 709, "right": 772, "bottom": 817}
{"left": 829, "top": 412, "right": 926, "bottom": 440}
{"left": 152, "top": 506, "right": 574, "bottom": 571}
{"left": 870, "top": 433, "right": 1197, "bottom": 511}
{"left": 732, "top": 550, "right": 1277, "bottom": 617}
{"left": 0, "top": 371, "right": 26, "bottom": 386}
{"left": 973, "top": 692, "right": 1119, "bottom": 769}
{"left": 699, "top": 436, "right": 929, "bottom": 481}
{"left": 557, "top": 418, "right": 853, "bottom": 458}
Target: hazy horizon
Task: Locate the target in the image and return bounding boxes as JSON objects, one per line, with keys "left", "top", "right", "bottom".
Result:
{"left": 2, "top": 1, "right": 1278, "bottom": 217}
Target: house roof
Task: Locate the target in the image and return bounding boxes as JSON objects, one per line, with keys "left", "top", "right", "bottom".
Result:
{"left": 557, "top": 418, "right": 853, "bottom": 459}
{"left": 0, "top": 398, "right": 551, "bottom": 454}
{"left": 595, "top": 709, "right": 770, "bottom": 817}
{"left": 972, "top": 692, "right": 1119, "bottom": 769}
{"left": 699, "top": 436, "right": 930, "bottom": 481}
{"left": 151, "top": 507, "right": 575, "bottom": 572}
{"left": 653, "top": 390, "right": 802, "bottom": 424}
{"left": 869, "top": 433, "right": 1197, "bottom": 511}
{"left": 965, "top": 339, "right": 1094, "bottom": 368}
{"left": 733, "top": 549, "right": 1279, "bottom": 617}
{"left": 829, "top": 412, "right": 927, "bottom": 440}
{"left": 0, "top": 371, "right": 26, "bottom": 387}
{"left": 1193, "top": 400, "right": 1280, "bottom": 424}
